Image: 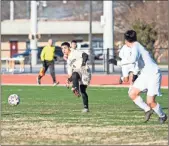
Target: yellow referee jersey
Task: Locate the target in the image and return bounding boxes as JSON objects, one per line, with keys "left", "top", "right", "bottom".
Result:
{"left": 40, "top": 45, "right": 55, "bottom": 61}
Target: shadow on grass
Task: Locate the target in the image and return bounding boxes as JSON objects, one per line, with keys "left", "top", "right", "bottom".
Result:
{"left": 127, "top": 107, "right": 168, "bottom": 112}
{"left": 2, "top": 111, "right": 58, "bottom": 116}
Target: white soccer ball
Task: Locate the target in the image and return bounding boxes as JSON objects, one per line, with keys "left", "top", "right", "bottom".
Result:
{"left": 8, "top": 94, "right": 20, "bottom": 106}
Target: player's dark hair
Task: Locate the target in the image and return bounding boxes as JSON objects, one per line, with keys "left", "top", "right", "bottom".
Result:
{"left": 61, "top": 42, "right": 70, "bottom": 48}
{"left": 124, "top": 30, "right": 137, "bottom": 42}
{"left": 71, "top": 40, "right": 77, "bottom": 44}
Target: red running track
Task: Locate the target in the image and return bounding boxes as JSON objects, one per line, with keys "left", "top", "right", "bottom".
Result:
{"left": 1, "top": 74, "right": 168, "bottom": 87}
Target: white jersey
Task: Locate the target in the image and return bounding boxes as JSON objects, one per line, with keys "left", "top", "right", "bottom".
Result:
{"left": 119, "top": 45, "right": 132, "bottom": 60}
{"left": 119, "top": 45, "right": 141, "bottom": 77}
{"left": 67, "top": 49, "right": 83, "bottom": 76}
{"left": 120, "top": 42, "right": 159, "bottom": 74}
{"left": 67, "top": 49, "right": 91, "bottom": 85}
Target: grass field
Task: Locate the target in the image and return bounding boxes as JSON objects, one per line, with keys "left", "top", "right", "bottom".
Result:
{"left": 1, "top": 85, "right": 168, "bottom": 145}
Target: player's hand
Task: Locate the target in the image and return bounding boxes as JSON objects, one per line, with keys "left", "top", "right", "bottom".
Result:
{"left": 108, "top": 58, "right": 117, "bottom": 65}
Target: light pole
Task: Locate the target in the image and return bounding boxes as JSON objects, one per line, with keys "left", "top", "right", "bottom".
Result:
{"left": 157, "top": 0, "right": 160, "bottom": 41}
{"left": 10, "top": 0, "right": 14, "bottom": 20}
{"left": 103, "top": 1, "right": 114, "bottom": 73}
{"left": 89, "top": 0, "right": 94, "bottom": 72}
{"left": 30, "top": 1, "right": 38, "bottom": 66}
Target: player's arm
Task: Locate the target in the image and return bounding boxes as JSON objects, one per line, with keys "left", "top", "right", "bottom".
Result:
{"left": 121, "top": 66, "right": 130, "bottom": 83}
{"left": 66, "top": 63, "right": 73, "bottom": 87}
{"left": 75, "top": 50, "right": 88, "bottom": 66}
{"left": 108, "top": 45, "right": 124, "bottom": 64}
{"left": 67, "top": 62, "right": 73, "bottom": 80}
{"left": 82, "top": 52, "right": 88, "bottom": 66}
{"left": 40, "top": 47, "right": 46, "bottom": 61}
{"left": 109, "top": 46, "right": 139, "bottom": 66}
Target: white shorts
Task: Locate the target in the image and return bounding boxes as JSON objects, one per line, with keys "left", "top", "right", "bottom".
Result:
{"left": 133, "top": 70, "right": 162, "bottom": 96}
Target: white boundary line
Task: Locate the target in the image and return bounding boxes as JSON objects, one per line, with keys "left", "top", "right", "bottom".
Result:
{"left": 1, "top": 83, "right": 168, "bottom": 89}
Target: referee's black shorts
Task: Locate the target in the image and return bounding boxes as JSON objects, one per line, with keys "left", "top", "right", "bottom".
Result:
{"left": 43, "top": 60, "right": 55, "bottom": 73}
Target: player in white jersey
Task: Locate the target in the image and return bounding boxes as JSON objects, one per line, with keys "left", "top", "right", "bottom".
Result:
{"left": 118, "top": 44, "right": 141, "bottom": 83}
{"left": 109, "top": 44, "right": 142, "bottom": 95}
{"left": 70, "top": 40, "right": 77, "bottom": 51}
{"left": 109, "top": 30, "right": 167, "bottom": 124}
{"left": 61, "top": 42, "right": 91, "bottom": 112}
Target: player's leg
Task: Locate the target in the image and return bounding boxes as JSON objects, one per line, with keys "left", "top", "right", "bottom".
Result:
{"left": 119, "top": 71, "right": 123, "bottom": 84}
{"left": 129, "top": 73, "right": 153, "bottom": 122}
{"left": 9, "top": 60, "right": 15, "bottom": 72}
{"left": 19, "top": 60, "right": 25, "bottom": 73}
{"left": 80, "top": 85, "right": 89, "bottom": 112}
{"left": 8, "top": 60, "right": 12, "bottom": 72}
{"left": 71, "top": 72, "right": 81, "bottom": 97}
{"left": 129, "top": 87, "right": 151, "bottom": 112}
{"left": 146, "top": 96, "right": 167, "bottom": 124}
{"left": 128, "top": 72, "right": 134, "bottom": 93}
{"left": 129, "top": 87, "right": 153, "bottom": 122}
{"left": 49, "top": 61, "right": 58, "bottom": 85}
{"left": 121, "top": 65, "right": 133, "bottom": 83}
{"left": 146, "top": 71, "right": 167, "bottom": 124}
{"left": 37, "top": 61, "right": 48, "bottom": 84}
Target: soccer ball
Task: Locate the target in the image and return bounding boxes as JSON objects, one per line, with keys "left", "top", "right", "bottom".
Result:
{"left": 8, "top": 94, "right": 20, "bottom": 106}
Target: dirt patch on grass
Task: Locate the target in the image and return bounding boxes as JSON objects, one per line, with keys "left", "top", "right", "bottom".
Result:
{"left": 1, "top": 120, "right": 168, "bottom": 145}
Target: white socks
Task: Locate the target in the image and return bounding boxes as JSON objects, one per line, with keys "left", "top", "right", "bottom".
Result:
{"left": 133, "top": 97, "right": 165, "bottom": 118}
{"left": 133, "top": 96, "right": 150, "bottom": 112}
{"left": 152, "top": 103, "right": 165, "bottom": 118}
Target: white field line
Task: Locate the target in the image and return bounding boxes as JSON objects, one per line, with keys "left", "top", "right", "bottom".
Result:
{"left": 1, "top": 83, "right": 168, "bottom": 89}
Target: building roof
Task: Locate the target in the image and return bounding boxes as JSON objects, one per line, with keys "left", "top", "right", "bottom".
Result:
{"left": 1, "top": 19, "right": 124, "bottom": 35}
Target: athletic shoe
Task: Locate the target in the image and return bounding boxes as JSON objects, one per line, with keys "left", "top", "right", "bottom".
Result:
{"left": 37, "top": 77, "right": 41, "bottom": 85}
{"left": 141, "top": 89, "right": 148, "bottom": 93}
{"left": 82, "top": 108, "right": 89, "bottom": 113}
{"left": 159, "top": 114, "right": 167, "bottom": 124}
{"left": 119, "top": 78, "right": 123, "bottom": 84}
{"left": 71, "top": 87, "right": 81, "bottom": 97}
{"left": 53, "top": 81, "right": 59, "bottom": 86}
{"left": 144, "top": 109, "right": 154, "bottom": 122}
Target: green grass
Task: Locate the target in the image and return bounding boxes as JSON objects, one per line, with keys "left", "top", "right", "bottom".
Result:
{"left": 157, "top": 63, "right": 168, "bottom": 66}
{"left": 1, "top": 86, "right": 168, "bottom": 145}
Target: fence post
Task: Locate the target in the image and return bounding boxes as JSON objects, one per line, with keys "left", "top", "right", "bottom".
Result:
{"left": 29, "top": 54, "right": 32, "bottom": 73}
{"left": 112, "top": 48, "right": 115, "bottom": 72}
{"left": 106, "top": 48, "right": 109, "bottom": 74}
{"left": 103, "top": 54, "right": 105, "bottom": 72}
{"left": 64, "top": 60, "right": 67, "bottom": 74}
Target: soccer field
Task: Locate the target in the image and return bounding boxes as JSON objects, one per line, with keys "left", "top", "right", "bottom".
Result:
{"left": 1, "top": 85, "right": 168, "bottom": 145}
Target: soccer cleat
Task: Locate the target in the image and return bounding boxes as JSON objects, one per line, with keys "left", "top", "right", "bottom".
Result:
{"left": 82, "top": 108, "right": 89, "bottom": 113}
{"left": 141, "top": 89, "right": 148, "bottom": 93}
{"left": 71, "top": 87, "right": 81, "bottom": 97}
{"left": 144, "top": 109, "right": 154, "bottom": 123}
{"left": 37, "top": 77, "right": 41, "bottom": 85}
{"left": 53, "top": 81, "right": 59, "bottom": 86}
{"left": 159, "top": 114, "right": 167, "bottom": 124}
{"left": 119, "top": 78, "right": 123, "bottom": 84}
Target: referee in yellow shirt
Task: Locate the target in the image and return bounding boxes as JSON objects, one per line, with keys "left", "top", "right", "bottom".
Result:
{"left": 37, "top": 39, "right": 59, "bottom": 85}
